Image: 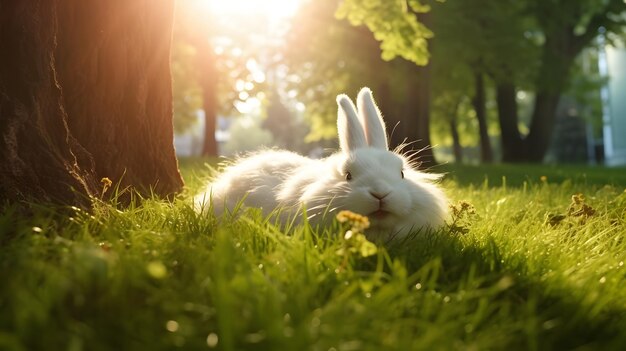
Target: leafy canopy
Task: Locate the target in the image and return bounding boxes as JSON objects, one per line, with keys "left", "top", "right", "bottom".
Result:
{"left": 336, "top": 0, "right": 433, "bottom": 65}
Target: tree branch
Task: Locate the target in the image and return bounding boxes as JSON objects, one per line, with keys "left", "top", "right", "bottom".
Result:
{"left": 572, "top": 1, "right": 626, "bottom": 54}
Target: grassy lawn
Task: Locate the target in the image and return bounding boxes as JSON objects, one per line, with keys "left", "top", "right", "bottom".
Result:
{"left": 1, "top": 159, "right": 626, "bottom": 350}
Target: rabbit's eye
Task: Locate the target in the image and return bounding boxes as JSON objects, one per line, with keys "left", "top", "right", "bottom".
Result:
{"left": 346, "top": 172, "right": 352, "bottom": 181}
{"left": 401, "top": 170, "right": 405, "bottom": 179}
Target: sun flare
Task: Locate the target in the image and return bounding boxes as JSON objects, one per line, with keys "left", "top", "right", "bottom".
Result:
{"left": 199, "top": 0, "right": 300, "bottom": 21}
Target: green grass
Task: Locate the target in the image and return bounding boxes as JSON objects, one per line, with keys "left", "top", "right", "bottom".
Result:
{"left": 1, "top": 160, "right": 626, "bottom": 350}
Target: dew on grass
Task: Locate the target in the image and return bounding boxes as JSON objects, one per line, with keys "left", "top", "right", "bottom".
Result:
{"left": 542, "top": 319, "right": 558, "bottom": 330}
{"left": 147, "top": 261, "right": 167, "bottom": 279}
{"left": 166, "top": 320, "right": 179, "bottom": 332}
{"left": 244, "top": 331, "right": 266, "bottom": 343}
{"left": 206, "top": 333, "right": 218, "bottom": 348}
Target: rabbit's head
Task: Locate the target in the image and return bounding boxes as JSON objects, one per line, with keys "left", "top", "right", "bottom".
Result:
{"left": 300, "top": 88, "right": 448, "bottom": 239}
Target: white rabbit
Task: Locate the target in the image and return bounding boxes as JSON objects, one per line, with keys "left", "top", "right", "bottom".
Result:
{"left": 195, "top": 87, "right": 449, "bottom": 240}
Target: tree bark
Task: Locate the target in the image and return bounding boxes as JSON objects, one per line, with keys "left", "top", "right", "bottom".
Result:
{"left": 0, "top": 0, "right": 183, "bottom": 206}
{"left": 525, "top": 92, "right": 562, "bottom": 162}
{"left": 523, "top": 35, "right": 572, "bottom": 162}
{"left": 0, "top": 1, "right": 97, "bottom": 207}
{"left": 495, "top": 35, "right": 573, "bottom": 163}
{"left": 495, "top": 82, "right": 525, "bottom": 162}
{"left": 195, "top": 38, "right": 219, "bottom": 157}
{"left": 402, "top": 62, "right": 437, "bottom": 169}
{"left": 449, "top": 118, "right": 463, "bottom": 163}
{"left": 471, "top": 72, "right": 493, "bottom": 163}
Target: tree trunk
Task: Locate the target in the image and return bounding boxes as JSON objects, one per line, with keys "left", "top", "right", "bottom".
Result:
{"left": 525, "top": 92, "right": 561, "bottom": 162}
{"left": 195, "top": 38, "right": 219, "bottom": 157}
{"left": 449, "top": 117, "right": 463, "bottom": 163}
{"left": 524, "top": 37, "right": 572, "bottom": 162}
{"left": 495, "top": 82, "right": 525, "bottom": 162}
{"left": 495, "top": 33, "right": 574, "bottom": 163}
{"left": 472, "top": 72, "right": 493, "bottom": 163}
{"left": 0, "top": 0, "right": 183, "bottom": 206}
{"left": 401, "top": 61, "right": 437, "bottom": 169}
{"left": 0, "top": 1, "right": 97, "bottom": 207}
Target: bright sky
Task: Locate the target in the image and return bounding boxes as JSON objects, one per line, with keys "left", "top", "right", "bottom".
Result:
{"left": 204, "top": 0, "right": 300, "bottom": 21}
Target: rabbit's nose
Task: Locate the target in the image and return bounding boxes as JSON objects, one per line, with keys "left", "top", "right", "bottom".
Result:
{"left": 369, "top": 191, "right": 390, "bottom": 200}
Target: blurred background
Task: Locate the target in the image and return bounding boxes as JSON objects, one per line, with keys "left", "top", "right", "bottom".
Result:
{"left": 171, "top": 0, "right": 626, "bottom": 167}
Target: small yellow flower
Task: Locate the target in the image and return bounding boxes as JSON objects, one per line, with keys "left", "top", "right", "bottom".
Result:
{"left": 540, "top": 176, "right": 547, "bottom": 182}
{"left": 147, "top": 261, "right": 167, "bottom": 279}
{"left": 100, "top": 177, "right": 113, "bottom": 196}
{"left": 336, "top": 210, "right": 370, "bottom": 231}
{"left": 101, "top": 177, "right": 112, "bottom": 187}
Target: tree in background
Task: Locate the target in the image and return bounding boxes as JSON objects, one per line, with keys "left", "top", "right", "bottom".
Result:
{"left": 285, "top": 0, "right": 438, "bottom": 167}
{"left": 497, "top": 0, "right": 626, "bottom": 162}
{"left": 173, "top": 0, "right": 277, "bottom": 156}
{"left": 336, "top": 0, "right": 438, "bottom": 167}
{"left": 338, "top": 0, "right": 626, "bottom": 163}
{"left": 0, "top": 0, "right": 183, "bottom": 207}
{"left": 438, "top": 0, "right": 625, "bottom": 162}
{"left": 173, "top": 1, "right": 220, "bottom": 156}
{"left": 427, "top": 0, "right": 537, "bottom": 163}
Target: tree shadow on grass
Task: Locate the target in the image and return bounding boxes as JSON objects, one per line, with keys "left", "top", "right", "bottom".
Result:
{"left": 372, "top": 230, "right": 626, "bottom": 350}
{"left": 435, "top": 163, "right": 626, "bottom": 188}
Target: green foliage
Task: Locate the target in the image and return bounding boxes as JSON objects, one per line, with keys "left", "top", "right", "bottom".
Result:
{"left": 336, "top": 0, "right": 433, "bottom": 65}
{"left": 284, "top": 0, "right": 390, "bottom": 141}
{"left": 2, "top": 163, "right": 626, "bottom": 350}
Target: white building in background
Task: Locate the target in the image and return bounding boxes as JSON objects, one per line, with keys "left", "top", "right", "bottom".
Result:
{"left": 600, "top": 44, "right": 626, "bottom": 166}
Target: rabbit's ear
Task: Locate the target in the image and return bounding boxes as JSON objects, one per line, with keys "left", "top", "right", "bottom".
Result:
{"left": 337, "top": 94, "right": 367, "bottom": 152}
{"left": 357, "top": 87, "right": 388, "bottom": 150}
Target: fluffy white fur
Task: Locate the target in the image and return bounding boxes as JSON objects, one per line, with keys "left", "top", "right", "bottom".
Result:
{"left": 195, "top": 87, "right": 449, "bottom": 240}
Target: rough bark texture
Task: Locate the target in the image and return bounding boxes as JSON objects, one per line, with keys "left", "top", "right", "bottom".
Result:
{"left": 472, "top": 72, "right": 493, "bottom": 163}
{"left": 0, "top": 1, "right": 97, "bottom": 206}
{"left": 0, "top": 0, "right": 183, "bottom": 206}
